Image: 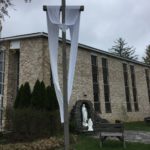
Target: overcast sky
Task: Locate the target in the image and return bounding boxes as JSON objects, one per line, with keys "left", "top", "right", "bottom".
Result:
{"left": 2, "top": 0, "right": 150, "bottom": 60}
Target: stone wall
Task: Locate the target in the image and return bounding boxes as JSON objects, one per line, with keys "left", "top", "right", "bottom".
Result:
{"left": 1, "top": 36, "right": 150, "bottom": 125}
{"left": 19, "top": 38, "right": 44, "bottom": 89}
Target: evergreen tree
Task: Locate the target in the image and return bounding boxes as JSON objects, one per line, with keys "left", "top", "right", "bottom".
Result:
{"left": 31, "top": 80, "right": 46, "bottom": 110}
{"left": 40, "top": 81, "right": 46, "bottom": 109}
{"left": 14, "top": 84, "right": 24, "bottom": 109}
{"left": 50, "top": 86, "right": 58, "bottom": 111}
{"left": 45, "top": 86, "right": 58, "bottom": 111}
{"left": 143, "top": 45, "right": 150, "bottom": 65}
{"left": 19, "top": 82, "right": 31, "bottom": 108}
{"left": 45, "top": 86, "right": 51, "bottom": 111}
{"left": 109, "top": 38, "right": 138, "bottom": 60}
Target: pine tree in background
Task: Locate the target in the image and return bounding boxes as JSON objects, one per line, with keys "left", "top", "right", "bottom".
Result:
{"left": 19, "top": 82, "right": 31, "bottom": 108}
{"left": 14, "top": 85, "right": 24, "bottom": 109}
{"left": 109, "top": 37, "right": 138, "bottom": 60}
{"left": 143, "top": 45, "right": 150, "bottom": 65}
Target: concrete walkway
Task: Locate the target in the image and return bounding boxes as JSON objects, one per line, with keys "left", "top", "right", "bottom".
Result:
{"left": 94, "top": 130, "right": 150, "bottom": 144}
{"left": 125, "top": 130, "right": 150, "bottom": 144}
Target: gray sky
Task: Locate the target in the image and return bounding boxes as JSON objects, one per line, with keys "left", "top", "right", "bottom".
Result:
{"left": 2, "top": 0, "right": 150, "bottom": 60}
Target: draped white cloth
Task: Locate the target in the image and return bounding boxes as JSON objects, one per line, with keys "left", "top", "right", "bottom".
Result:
{"left": 46, "top": 6, "right": 81, "bottom": 123}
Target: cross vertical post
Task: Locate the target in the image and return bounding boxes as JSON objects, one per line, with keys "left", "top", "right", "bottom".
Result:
{"left": 61, "top": 0, "right": 69, "bottom": 150}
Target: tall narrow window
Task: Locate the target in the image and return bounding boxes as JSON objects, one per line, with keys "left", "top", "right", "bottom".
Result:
{"left": 91, "top": 55, "right": 100, "bottom": 112}
{"left": 123, "top": 63, "right": 132, "bottom": 112}
{"left": 0, "top": 51, "right": 5, "bottom": 127}
{"left": 102, "top": 58, "right": 111, "bottom": 113}
{"left": 130, "top": 65, "right": 139, "bottom": 111}
{"left": 16, "top": 51, "right": 20, "bottom": 92}
{"left": 145, "top": 69, "right": 150, "bottom": 103}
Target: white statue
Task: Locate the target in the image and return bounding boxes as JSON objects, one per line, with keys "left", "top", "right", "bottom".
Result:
{"left": 82, "top": 104, "right": 88, "bottom": 127}
{"left": 88, "top": 118, "right": 93, "bottom": 131}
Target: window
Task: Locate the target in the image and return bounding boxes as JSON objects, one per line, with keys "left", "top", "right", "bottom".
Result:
{"left": 91, "top": 55, "right": 101, "bottom": 112}
{"left": 16, "top": 51, "right": 20, "bottom": 92}
{"left": 130, "top": 65, "right": 139, "bottom": 111}
{"left": 102, "top": 58, "right": 111, "bottom": 113}
{"left": 145, "top": 69, "right": 150, "bottom": 103}
{"left": 0, "top": 51, "right": 5, "bottom": 127}
{"left": 123, "top": 63, "right": 132, "bottom": 112}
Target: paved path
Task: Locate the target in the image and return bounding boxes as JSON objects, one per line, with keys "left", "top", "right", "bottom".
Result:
{"left": 125, "top": 130, "right": 150, "bottom": 144}
{"left": 94, "top": 130, "right": 150, "bottom": 144}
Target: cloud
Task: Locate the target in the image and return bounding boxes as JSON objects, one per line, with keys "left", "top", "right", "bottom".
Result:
{"left": 2, "top": 0, "right": 150, "bottom": 60}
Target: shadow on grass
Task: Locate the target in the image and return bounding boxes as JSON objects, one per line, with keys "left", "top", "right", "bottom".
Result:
{"left": 73, "top": 135, "right": 150, "bottom": 150}
{"left": 124, "top": 121, "right": 150, "bottom": 132}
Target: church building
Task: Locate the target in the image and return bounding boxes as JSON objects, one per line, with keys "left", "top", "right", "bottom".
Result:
{"left": 0, "top": 32, "right": 150, "bottom": 129}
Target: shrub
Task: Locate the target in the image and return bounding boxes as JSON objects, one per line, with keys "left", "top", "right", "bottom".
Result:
{"left": 31, "top": 80, "right": 46, "bottom": 110}
{"left": 45, "top": 86, "right": 58, "bottom": 111}
{"left": 14, "top": 85, "right": 24, "bottom": 109}
{"left": 11, "top": 108, "right": 62, "bottom": 140}
{"left": 14, "top": 82, "right": 31, "bottom": 109}
{"left": 20, "top": 82, "right": 31, "bottom": 108}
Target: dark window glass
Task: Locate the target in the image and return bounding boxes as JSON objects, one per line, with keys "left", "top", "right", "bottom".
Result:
{"left": 127, "top": 103, "right": 132, "bottom": 112}
{"left": 0, "top": 51, "right": 4, "bottom": 127}
{"left": 105, "top": 102, "right": 111, "bottom": 113}
{"left": 125, "top": 87, "right": 130, "bottom": 102}
{"left": 16, "top": 51, "right": 20, "bottom": 91}
{"left": 0, "top": 62, "right": 3, "bottom": 71}
{"left": 124, "top": 72, "right": 128, "bottom": 86}
{"left": 91, "top": 55, "right": 97, "bottom": 66}
{"left": 94, "top": 102, "right": 100, "bottom": 112}
{"left": 123, "top": 64, "right": 127, "bottom": 72}
{"left": 93, "top": 92, "right": 99, "bottom": 102}
{"left": 130, "top": 65, "right": 139, "bottom": 111}
{"left": 134, "top": 102, "right": 139, "bottom": 112}
{"left": 0, "top": 53, "right": 3, "bottom": 61}
{"left": 93, "top": 83, "right": 99, "bottom": 93}
{"left": 123, "top": 63, "right": 132, "bottom": 112}
{"left": 102, "top": 58, "right": 107, "bottom": 68}
{"left": 145, "top": 69, "right": 150, "bottom": 103}
{"left": 0, "top": 72, "right": 2, "bottom": 83}
{"left": 93, "top": 73, "right": 98, "bottom": 83}
{"left": 91, "top": 55, "right": 100, "bottom": 112}
{"left": 0, "top": 84, "right": 1, "bottom": 94}
{"left": 103, "top": 68, "right": 108, "bottom": 84}
{"left": 102, "top": 58, "right": 111, "bottom": 113}
{"left": 92, "top": 66, "right": 98, "bottom": 75}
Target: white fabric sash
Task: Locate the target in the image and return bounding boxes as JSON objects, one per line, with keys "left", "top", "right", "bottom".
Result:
{"left": 46, "top": 6, "right": 81, "bottom": 123}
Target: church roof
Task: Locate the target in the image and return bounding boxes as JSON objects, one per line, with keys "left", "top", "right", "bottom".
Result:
{"left": 0, "top": 32, "right": 149, "bottom": 68}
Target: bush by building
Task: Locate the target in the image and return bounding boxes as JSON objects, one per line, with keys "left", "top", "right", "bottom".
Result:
{"left": 45, "top": 86, "right": 58, "bottom": 111}
{"left": 12, "top": 108, "right": 61, "bottom": 139}
{"left": 10, "top": 80, "right": 61, "bottom": 139}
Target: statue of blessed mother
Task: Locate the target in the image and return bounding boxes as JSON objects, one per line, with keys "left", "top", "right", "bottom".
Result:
{"left": 82, "top": 104, "right": 88, "bottom": 127}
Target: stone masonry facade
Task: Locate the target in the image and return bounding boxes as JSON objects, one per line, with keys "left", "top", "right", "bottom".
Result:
{"left": 0, "top": 33, "right": 150, "bottom": 128}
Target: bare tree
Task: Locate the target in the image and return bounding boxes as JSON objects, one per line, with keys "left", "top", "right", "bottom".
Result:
{"left": 0, "top": 0, "right": 32, "bottom": 34}
{"left": 0, "top": 0, "right": 13, "bottom": 20}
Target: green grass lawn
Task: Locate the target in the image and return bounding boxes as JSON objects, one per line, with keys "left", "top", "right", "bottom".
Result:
{"left": 73, "top": 135, "right": 150, "bottom": 150}
{"left": 124, "top": 121, "right": 150, "bottom": 131}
